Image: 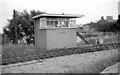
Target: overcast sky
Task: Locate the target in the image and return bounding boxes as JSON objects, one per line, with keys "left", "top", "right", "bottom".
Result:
{"left": 0, "top": 0, "right": 119, "bottom": 33}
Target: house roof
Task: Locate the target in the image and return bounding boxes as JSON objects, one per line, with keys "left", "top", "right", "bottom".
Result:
{"left": 32, "top": 13, "right": 84, "bottom": 19}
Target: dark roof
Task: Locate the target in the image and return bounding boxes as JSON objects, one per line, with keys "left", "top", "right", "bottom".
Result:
{"left": 32, "top": 13, "right": 84, "bottom": 19}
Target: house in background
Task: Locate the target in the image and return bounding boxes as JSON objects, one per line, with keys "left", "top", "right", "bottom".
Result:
{"left": 106, "top": 16, "right": 116, "bottom": 22}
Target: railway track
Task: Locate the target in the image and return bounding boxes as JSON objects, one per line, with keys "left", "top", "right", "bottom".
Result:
{"left": 1, "top": 43, "right": 120, "bottom": 65}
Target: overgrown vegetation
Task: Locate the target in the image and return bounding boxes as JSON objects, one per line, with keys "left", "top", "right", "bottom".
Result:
{"left": 2, "top": 44, "right": 33, "bottom": 59}
{"left": 89, "top": 15, "right": 120, "bottom": 33}
{"left": 3, "top": 10, "right": 45, "bottom": 44}
{"left": 2, "top": 49, "right": 119, "bottom": 73}
{"left": 2, "top": 43, "right": 119, "bottom": 64}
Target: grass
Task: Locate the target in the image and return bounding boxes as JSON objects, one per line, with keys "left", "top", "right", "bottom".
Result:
{"left": 2, "top": 49, "right": 119, "bottom": 73}
{"left": 2, "top": 44, "right": 53, "bottom": 60}
{"left": 101, "top": 62, "right": 119, "bottom": 73}
{"left": 2, "top": 42, "right": 119, "bottom": 61}
{"left": 65, "top": 49, "right": 119, "bottom": 73}
{"left": 2, "top": 44, "right": 37, "bottom": 59}
{"left": 88, "top": 51, "right": 119, "bottom": 73}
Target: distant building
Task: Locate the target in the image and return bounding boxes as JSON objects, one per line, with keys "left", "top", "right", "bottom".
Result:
{"left": 82, "top": 24, "right": 90, "bottom": 32}
{"left": 77, "top": 24, "right": 82, "bottom": 27}
{"left": 82, "top": 22, "right": 96, "bottom": 33}
{"left": 106, "top": 16, "right": 113, "bottom": 21}
{"left": 97, "top": 16, "right": 108, "bottom": 25}
{"left": 77, "top": 27, "right": 83, "bottom": 33}
{"left": 106, "top": 16, "right": 116, "bottom": 22}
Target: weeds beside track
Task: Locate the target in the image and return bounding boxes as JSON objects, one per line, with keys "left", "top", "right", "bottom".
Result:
{"left": 1, "top": 43, "right": 120, "bottom": 65}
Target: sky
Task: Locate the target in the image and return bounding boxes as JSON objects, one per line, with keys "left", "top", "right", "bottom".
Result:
{"left": 0, "top": 0, "right": 119, "bottom": 33}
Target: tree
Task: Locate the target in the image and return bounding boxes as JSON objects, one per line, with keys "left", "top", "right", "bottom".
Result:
{"left": 90, "top": 16, "right": 120, "bottom": 33}
{"left": 117, "top": 15, "right": 120, "bottom": 32}
{"left": 3, "top": 10, "right": 45, "bottom": 44}
{"left": 117, "top": 15, "right": 120, "bottom": 25}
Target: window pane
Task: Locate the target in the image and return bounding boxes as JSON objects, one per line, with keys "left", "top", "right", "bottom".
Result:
{"left": 51, "top": 21, "right": 54, "bottom": 25}
{"left": 51, "top": 21, "right": 54, "bottom": 27}
{"left": 65, "top": 21, "right": 68, "bottom": 27}
{"left": 46, "top": 18, "right": 76, "bottom": 28}
{"left": 47, "top": 20, "right": 55, "bottom": 28}
{"left": 47, "top": 20, "right": 51, "bottom": 25}
{"left": 61, "top": 21, "right": 66, "bottom": 27}
{"left": 55, "top": 21, "right": 58, "bottom": 27}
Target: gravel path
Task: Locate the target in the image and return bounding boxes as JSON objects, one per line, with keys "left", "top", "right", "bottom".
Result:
{"left": 1, "top": 49, "right": 119, "bottom": 73}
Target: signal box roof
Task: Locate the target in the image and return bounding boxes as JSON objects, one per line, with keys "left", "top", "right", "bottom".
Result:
{"left": 32, "top": 13, "right": 84, "bottom": 19}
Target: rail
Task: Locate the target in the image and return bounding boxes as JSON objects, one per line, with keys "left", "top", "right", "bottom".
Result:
{"left": 1, "top": 43, "right": 120, "bottom": 65}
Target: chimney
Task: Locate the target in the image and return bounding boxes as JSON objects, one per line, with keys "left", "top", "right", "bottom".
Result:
{"left": 101, "top": 16, "right": 104, "bottom": 20}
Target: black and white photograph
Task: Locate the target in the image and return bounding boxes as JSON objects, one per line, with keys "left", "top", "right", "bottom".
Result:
{"left": 0, "top": 0, "right": 120, "bottom": 74}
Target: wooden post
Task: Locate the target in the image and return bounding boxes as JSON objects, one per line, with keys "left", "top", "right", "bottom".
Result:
{"left": 13, "top": 9, "right": 17, "bottom": 44}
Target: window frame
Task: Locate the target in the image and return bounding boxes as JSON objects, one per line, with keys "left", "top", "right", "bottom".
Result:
{"left": 46, "top": 18, "right": 76, "bottom": 29}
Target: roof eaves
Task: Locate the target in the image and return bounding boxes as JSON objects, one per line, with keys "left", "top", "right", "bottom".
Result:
{"left": 32, "top": 14, "right": 85, "bottom": 19}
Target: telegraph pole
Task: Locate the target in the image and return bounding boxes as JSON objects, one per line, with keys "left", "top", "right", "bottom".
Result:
{"left": 13, "top": 9, "right": 18, "bottom": 44}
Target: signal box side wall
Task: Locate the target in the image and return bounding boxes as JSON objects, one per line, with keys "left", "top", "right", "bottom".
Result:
{"left": 34, "top": 18, "right": 47, "bottom": 49}
{"left": 46, "top": 28, "right": 77, "bottom": 50}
